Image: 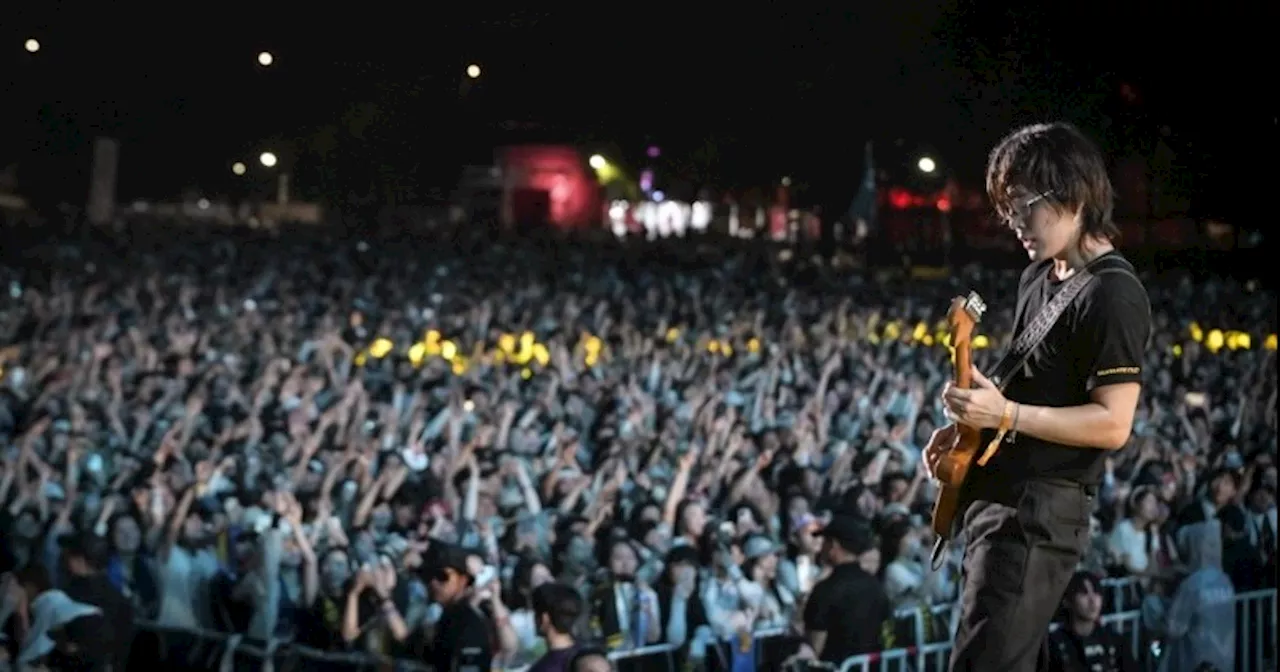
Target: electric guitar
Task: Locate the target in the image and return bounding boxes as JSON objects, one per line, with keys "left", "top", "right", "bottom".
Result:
{"left": 930, "top": 292, "right": 988, "bottom": 541}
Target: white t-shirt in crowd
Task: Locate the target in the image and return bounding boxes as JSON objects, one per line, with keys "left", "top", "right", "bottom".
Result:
{"left": 1108, "top": 519, "right": 1158, "bottom": 574}
{"left": 156, "top": 545, "right": 221, "bottom": 630}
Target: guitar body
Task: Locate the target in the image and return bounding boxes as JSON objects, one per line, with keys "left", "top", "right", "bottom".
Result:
{"left": 930, "top": 424, "right": 983, "bottom": 538}
{"left": 931, "top": 293, "right": 988, "bottom": 540}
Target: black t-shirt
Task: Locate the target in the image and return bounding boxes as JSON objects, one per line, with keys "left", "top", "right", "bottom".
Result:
{"left": 63, "top": 574, "right": 135, "bottom": 670}
{"left": 45, "top": 613, "right": 113, "bottom": 672}
{"left": 1047, "top": 623, "right": 1139, "bottom": 672}
{"left": 976, "top": 252, "right": 1151, "bottom": 485}
{"left": 803, "top": 562, "right": 891, "bottom": 663}
{"left": 428, "top": 601, "right": 493, "bottom": 672}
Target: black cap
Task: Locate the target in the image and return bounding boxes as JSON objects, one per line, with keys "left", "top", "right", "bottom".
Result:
{"left": 431, "top": 544, "right": 475, "bottom": 583}
{"left": 59, "top": 532, "right": 113, "bottom": 571}
{"left": 816, "top": 515, "right": 876, "bottom": 555}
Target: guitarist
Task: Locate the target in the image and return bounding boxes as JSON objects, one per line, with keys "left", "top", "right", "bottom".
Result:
{"left": 923, "top": 122, "right": 1151, "bottom": 672}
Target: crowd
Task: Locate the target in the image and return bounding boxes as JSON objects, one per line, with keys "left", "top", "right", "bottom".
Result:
{"left": 0, "top": 223, "right": 1275, "bottom": 672}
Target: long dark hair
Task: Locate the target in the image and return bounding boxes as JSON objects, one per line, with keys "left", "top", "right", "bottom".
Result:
{"left": 986, "top": 122, "right": 1120, "bottom": 246}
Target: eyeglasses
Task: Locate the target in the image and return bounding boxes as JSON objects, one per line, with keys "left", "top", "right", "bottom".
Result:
{"left": 1001, "top": 190, "right": 1055, "bottom": 230}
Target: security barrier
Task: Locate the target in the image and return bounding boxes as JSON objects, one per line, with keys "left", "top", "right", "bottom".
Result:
{"left": 837, "top": 590, "right": 1276, "bottom": 672}
{"left": 126, "top": 588, "right": 1273, "bottom": 672}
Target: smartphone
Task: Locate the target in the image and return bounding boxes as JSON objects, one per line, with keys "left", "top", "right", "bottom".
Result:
{"left": 474, "top": 565, "right": 497, "bottom": 588}
{"left": 1184, "top": 392, "right": 1207, "bottom": 408}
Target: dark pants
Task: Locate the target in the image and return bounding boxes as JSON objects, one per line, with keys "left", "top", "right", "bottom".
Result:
{"left": 949, "top": 478, "right": 1093, "bottom": 672}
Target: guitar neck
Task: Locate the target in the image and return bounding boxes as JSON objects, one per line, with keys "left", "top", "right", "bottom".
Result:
{"left": 954, "top": 344, "right": 973, "bottom": 389}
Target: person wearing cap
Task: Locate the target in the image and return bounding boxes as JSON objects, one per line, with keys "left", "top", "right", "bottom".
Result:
{"left": 60, "top": 532, "right": 135, "bottom": 671}
{"left": 802, "top": 515, "right": 891, "bottom": 665}
{"left": 1046, "top": 571, "right": 1138, "bottom": 672}
{"left": 3, "top": 563, "right": 110, "bottom": 671}
{"left": 740, "top": 534, "right": 793, "bottom": 630}
{"left": 424, "top": 544, "right": 493, "bottom": 672}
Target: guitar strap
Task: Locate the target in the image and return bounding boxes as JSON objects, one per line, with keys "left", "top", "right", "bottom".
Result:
{"left": 988, "top": 255, "right": 1138, "bottom": 392}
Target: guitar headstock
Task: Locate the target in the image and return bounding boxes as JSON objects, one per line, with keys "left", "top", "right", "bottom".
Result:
{"left": 947, "top": 291, "right": 986, "bottom": 346}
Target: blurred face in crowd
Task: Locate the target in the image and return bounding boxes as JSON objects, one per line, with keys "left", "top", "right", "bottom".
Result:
{"left": 793, "top": 522, "right": 822, "bottom": 556}
{"left": 1210, "top": 473, "right": 1238, "bottom": 508}
{"left": 429, "top": 566, "right": 470, "bottom": 605}
{"left": 1005, "top": 189, "right": 1080, "bottom": 262}
{"left": 182, "top": 512, "right": 208, "bottom": 547}
{"left": 1249, "top": 487, "right": 1276, "bottom": 514}
{"left": 353, "top": 529, "right": 377, "bottom": 563}
{"left": 755, "top": 550, "right": 779, "bottom": 579}
{"left": 320, "top": 549, "right": 352, "bottom": 595}
{"left": 898, "top": 529, "right": 923, "bottom": 560}
{"left": 642, "top": 524, "right": 668, "bottom": 553}
{"left": 393, "top": 501, "right": 417, "bottom": 530}
{"left": 681, "top": 501, "right": 707, "bottom": 539}
{"left": 637, "top": 503, "right": 661, "bottom": 525}
{"left": 884, "top": 476, "right": 910, "bottom": 503}
{"left": 528, "top": 563, "right": 553, "bottom": 591}
{"left": 1067, "top": 577, "right": 1103, "bottom": 624}
{"left": 666, "top": 559, "right": 695, "bottom": 588}
{"left": 608, "top": 541, "right": 639, "bottom": 582}
{"left": 370, "top": 503, "right": 393, "bottom": 533}
{"left": 112, "top": 515, "right": 142, "bottom": 554}
{"left": 1133, "top": 491, "right": 1159, "bottom": 523}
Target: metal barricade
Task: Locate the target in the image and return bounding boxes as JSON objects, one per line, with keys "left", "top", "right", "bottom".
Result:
{"left": 131, "top": 621, "right": 287, "bottom": 672}
{"left": 1235, "top": 589, "right": 1277, "bottom": 672}
{"left": 838, "top": 590, "right": 1277, "bottom": 672}
{"left": 127, "top": 624, "right": 791, "bottom": 672}
{"left": 1099, "top": 576, "right": 1143, "bottom": 614}
{"left": 609, "top": 642, "right": 679, "bottom": 672}
{"left": 126, "top": 591, "right": 1277, "bottom": 672}
{"left": 835, "top": 641, "right": 952, "bottom": 672}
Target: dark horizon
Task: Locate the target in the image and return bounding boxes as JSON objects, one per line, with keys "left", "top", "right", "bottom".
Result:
{"left": 1, "top": 5, "right": 1267, "bottom": 222}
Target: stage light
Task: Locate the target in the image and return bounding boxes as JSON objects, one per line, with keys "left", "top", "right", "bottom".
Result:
{"left": 466, "top": 64, "right": 481, "bottom": 79}
{"left": 259, "top": 152, "right": 278, "bottom": 168}
{"left": 588, "top": 154, "right": 606, "bottom": 170}
{"left": 781, "top": 176, "right": 792, "bottom": 186}
{"left": 24, "top": 39, "right": 40, "bottom": 53}
{"left": 917, "top": 157, "right": 937, "bottom": 174}
{"left": 231, "top": 162, "right": 247, "bottom": 176}
{"left": 257, "top": 51, "right": 274, "bottom": 67}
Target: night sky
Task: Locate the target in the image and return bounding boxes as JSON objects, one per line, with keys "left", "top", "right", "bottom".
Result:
{"left": 2, "top": 4, "right": 1268, "bottom": 220}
